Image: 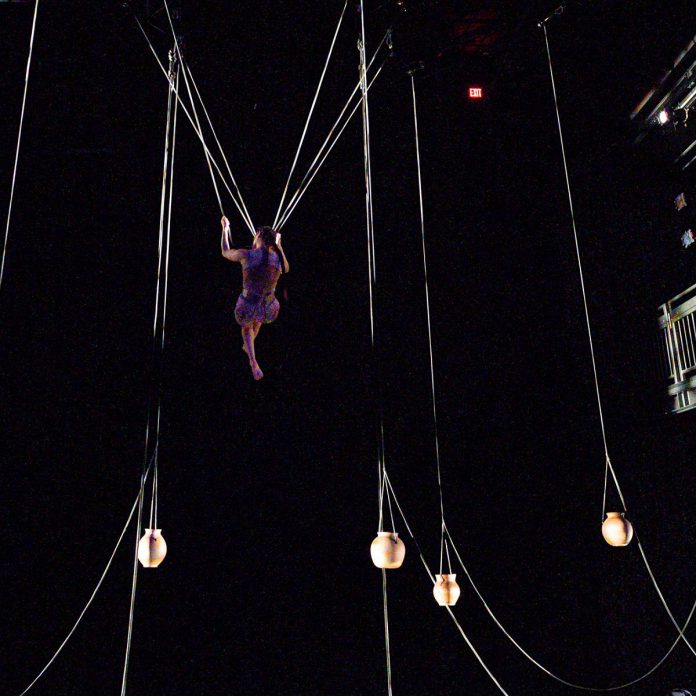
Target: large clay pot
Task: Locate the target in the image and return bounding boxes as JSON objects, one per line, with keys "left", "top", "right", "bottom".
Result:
{"left": 138, "top": 528, "right": 167, "bottom": 567}
{"left": 602, "top": 512, "right": 633, "bottom": 547}
{"left": 433, "top": 574, "right": 461, "bottom": 606}
{"left": 370, "top": 532, "right": 405, "bottom": 569}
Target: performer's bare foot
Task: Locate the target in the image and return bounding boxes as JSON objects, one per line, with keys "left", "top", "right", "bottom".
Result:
{"left": 251, "top": 362, "right": 264, "bottom": 380}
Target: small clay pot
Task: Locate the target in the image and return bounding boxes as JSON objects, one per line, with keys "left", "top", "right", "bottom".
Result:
{"left": 433, "top": 574, "right": 461, "bottom": 606}
{"left": 602, "top": 512, "right": 633, "bottom": 547}
{"left": 138, "top": 528, "right": 168, "bottom": 568}
{"left": 370, "top": 532, "right": 406, "bottom": 569}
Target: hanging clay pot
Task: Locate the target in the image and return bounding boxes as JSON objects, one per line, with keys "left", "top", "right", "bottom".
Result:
{"left": 370, "top": 532, "right": 405, "bottom": 569}
{"left": 433, "top": 574, "right": 461, "bottom": 606}
{"left": 138, "top": 528, "right": 167, "bottom": 567}
{"left": 602, "top": 512, "right": 633, "bottom": 547}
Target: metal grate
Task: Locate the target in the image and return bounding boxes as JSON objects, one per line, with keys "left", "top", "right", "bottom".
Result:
{"left": 658, "top": 283, "right": 696, "bottom": 413}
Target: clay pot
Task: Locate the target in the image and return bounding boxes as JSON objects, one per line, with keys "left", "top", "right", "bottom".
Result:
{"left": 602, "top": 512, "right": 633, "bottom": 547}
{"left": 370, "top": 532, "right": 406, "bottom": 569}
{"left": 138, "top": 528, "right": 167, "bottom": 567}
{"left": 433, "top": 574, "right": 461, "bottom": 606}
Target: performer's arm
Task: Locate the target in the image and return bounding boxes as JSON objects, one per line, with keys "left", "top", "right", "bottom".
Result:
{"left": 220, "top": 216, "right": 247, "bottom": 262}
{"left": 275, "top": 233, "right": 290, "bottom": 274}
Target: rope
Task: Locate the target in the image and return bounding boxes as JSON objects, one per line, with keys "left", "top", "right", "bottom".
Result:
{"left": 356, "top": 12, "right": 380, "bottom": 514}
{"left": 152, "top": 65, "right": 178, "bottom": 534}
{"left": 135, "top": 18, "right": 255, "bottom": 236}
{"left": 360, "top": 41, "right": 386, "bottom": 539}
{"left": 277, "top": 61, "right": 386, "bottom": 231}
{"left": 148, "top": 443, "right": 158, "bottom": 529}
{"left": 121, "top": 45, "right": 180, "bottom": 693}
{"left": 388, "top": 470, "right": 696, "bottom": 691}
{"left": 153, "top": 451, "right": 159, "bottom": 527}
{"left": 148, "top": 442, "right": 157, "bottom": 530}
{"left": 378, "top": 472, "right": 385, "bottom": 532}
{"left": 383, "top": 473, "right": 435, "bottom": 583}
{"left": 15, "top": 464, "right": 151, "bottom": 696}
{"left": 376, "top": 420, "right": 387, "bottom": 532}
{"left": 145, "top": 61, "right": 179, "bottom": 533}
{"left": 358, "top": 42, "right": 371, "bottom": 293}
{"left": 120, "top": 469, "right": 147, "bottom": 696}
{"left": 358, "top": 26, "right": 377, "bottom": 290}
{"left": 410, "top": 74, "right": 447, "bottom": 574}
{"left": 541, "top": 25, "right": 628, "bottom": 516}
{"left": 636, "top": 535, "right": 696, "bottom": 657}
{"left": 276, "top": 33, "right": 389, "bottom": 230}
{"left": 542, "top": 26, "right": 696, "bottom": 664}
{"left": 161, "top": 0, "right": 255, "bottom": 234}
{"left": 382, "top": 473, "right": 510, "bottom": 695}
{"left": 0, "top": 0, "right": 39, "bottom": 292}
{"left": 601, "top": 453, "right": 609, "bottom": 523}
{"left": 444, "top": 537, "right": 452, "bottom": 575}
{"left": 443, "top": 605, "right": 510, "bottom": 695}
{"left": 445, "top": 523, "right": 696, "bottom": 690}
{"left": 180, "top": 53, "right": 224, "bottom": 215}
{"left": 162, "top": 2, "right": 222, "bottom": 217}
{"left": 381, "top": 568, "right": 393, "bottom": 696}
{"left": 143, "top": 55, "right": 177, "bottom": 535}
{"left": 356, "top": 5, "right": 392, "bottom": 692}
{"left": 383, "top": 463, "right": 397, "bottom": 534}
{"left": 272, "top": 0, "right": 348, "bottom": 229}
{"left": 183, "top": 63, "right": 255, "bottom": 233}
{"left": 150, "top": 59, "right": 176, "bottom": 347}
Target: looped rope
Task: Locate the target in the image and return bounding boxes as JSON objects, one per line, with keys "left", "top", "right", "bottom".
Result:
{"left": 383, "top": 472, "right": 511, "bottom": 695}
{"left": 541, "top": 29, "right": 696, "bottom": 651}
{"left": 444, "top": 522, "right": 696, "bottom": 691}
{"left": 388, "top": 468, "right": 696, "bottom": 692}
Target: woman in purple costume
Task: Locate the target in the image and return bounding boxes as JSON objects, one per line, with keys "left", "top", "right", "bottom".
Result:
{"left": 220, "top": 216, "right": 290, "bottom": 380}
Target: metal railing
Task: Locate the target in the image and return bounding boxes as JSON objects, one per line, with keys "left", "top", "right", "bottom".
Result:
{"left": 658, "top": 282, "right": 696, "bottom": 413}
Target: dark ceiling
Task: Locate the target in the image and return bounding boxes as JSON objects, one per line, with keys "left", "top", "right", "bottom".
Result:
{"left": 2, "top": 2, "right": 696, "bottom": 695}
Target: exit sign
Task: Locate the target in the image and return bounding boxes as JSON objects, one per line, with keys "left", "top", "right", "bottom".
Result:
{"left": 468, "top": 87, "right": 483, "bottom": 99}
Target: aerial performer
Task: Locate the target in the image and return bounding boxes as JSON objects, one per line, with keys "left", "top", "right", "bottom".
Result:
{"left": 221, "top": 215, "right": 289, "bottom": 380}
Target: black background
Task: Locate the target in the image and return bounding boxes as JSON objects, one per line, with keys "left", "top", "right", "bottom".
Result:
{"left": 2, "top": 1, "right": 696, "bottom": 694}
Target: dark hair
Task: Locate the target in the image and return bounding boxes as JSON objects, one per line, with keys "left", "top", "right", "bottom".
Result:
{"left": 255, "top": 226, "right": 276, "bottom": 248}
{"left": 255, "top": 226, "right": 284, "bottom": 273}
